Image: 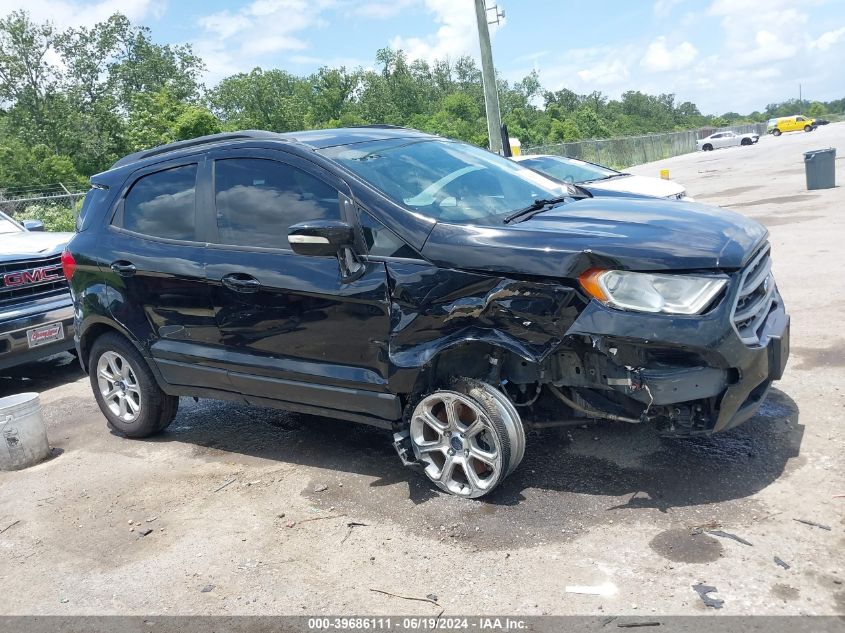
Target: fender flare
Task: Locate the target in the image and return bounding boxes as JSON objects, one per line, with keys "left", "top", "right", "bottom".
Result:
{"left": 77, "top": 316, "right": 167, "bottom": 387}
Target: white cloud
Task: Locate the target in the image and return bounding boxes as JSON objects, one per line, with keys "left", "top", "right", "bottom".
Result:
{"left": 197, "top": 11, "right": 253, "bottom": 39}
{"left": 353, "top": 0, "right": 418, "bottom": 19}
{"left": 389, "top": 0, "right": 503, "bottom": 64}
{"left": 653, "top": 0, "right": 684, "bottom": 18}
{"left": 577, "top": 59, "right": 630, "bottom": 85}
{"left": 640, "top": 36, "right": 698, "bottom": 71}
{"left": 193, "top": 0, "right": 338, "bottom": 83}
{"left": 0, "top": 0, "right": 163, "bottom": 30}
{"left": 707, "top": 0, "right": 812, "bottom": 68}
{"left": 808, "top": 26, "right": 845, "bottom": 50}
{"left": 289, "top": 54, "right": 371, "bottom": 69}
{"left": 514, "top": 50, "right": 550, "bottom": 64}
{"left": 736, "top": 29, "right": 797, "bottom": 65}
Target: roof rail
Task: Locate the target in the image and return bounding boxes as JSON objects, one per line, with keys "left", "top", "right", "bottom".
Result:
{"left": 348, "top": 124, "right": 409, "bottom": 129}
{"left": 110, "top": 130, "right": 285, "bottom": 169}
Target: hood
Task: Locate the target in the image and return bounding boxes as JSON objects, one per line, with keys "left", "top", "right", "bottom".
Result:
{"left": 585, "top": 174, "right": 685, "bottom": 198}
{"left": 0, "top": 231, "right": 73, "bottom": 262}
{"left": 422, "top": 196, "right": 768, "bottom": 278}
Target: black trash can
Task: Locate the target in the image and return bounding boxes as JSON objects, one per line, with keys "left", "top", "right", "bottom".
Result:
{"left": 803, "top": 148, "right": 836, "bottom": 190}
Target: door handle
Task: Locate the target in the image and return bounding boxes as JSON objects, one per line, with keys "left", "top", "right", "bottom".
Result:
{"left": 110, "top": 260, "right": 137, "bottom": 277}
{"left": 221, "top": 273, "right": 261, "bottom": 293}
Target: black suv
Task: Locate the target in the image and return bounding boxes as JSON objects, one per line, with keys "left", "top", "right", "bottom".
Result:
{"left": 64, "top": 127, "right": 790, "bottom": 498}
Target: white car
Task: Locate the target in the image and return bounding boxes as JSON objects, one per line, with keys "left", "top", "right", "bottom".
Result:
{"left": 512, "top": 154, "right": 693, "bottom": 200}
{"left": 697, "top": 130, "right": 759, "bottom": 151}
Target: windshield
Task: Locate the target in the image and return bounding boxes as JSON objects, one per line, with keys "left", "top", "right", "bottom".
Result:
{"left": 0, "top": 212, "right": 22, "bottom": 234}
{"left": 518, "top": 155, "right": 620, "bottom": 184}
{"left": 319, "top": 138, "right": 568, "bottom": 224}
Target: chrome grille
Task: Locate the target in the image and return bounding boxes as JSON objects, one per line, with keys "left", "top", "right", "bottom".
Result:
{"left": 0, "top": 254, "right": 68, "bottom": 309}
{"left": 731, "top": 244, "right": 776, "bottom": 346}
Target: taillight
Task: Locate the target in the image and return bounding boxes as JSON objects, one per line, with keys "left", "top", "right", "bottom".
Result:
{"left": 61, "top": 249, "right": 77, "bottom": 281}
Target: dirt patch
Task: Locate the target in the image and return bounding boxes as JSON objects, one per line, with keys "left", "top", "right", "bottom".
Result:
{"left": 706, "top": 186, "right": 763, "bottom": 198}
{"left": 791, "top": 344, "right": 845, "bottom": 370}
{"left": 834, "top": 591, "right": 845, "bottom": 613}
{"left": 649, "top": 528, "right": 723, "bottom": 563}
{"left": 771, "top": 584, "right": 800, "bottom": 601}
{"left": 732, "top": 195, "right": 819, "bottom": 208}
{"left": 751, "top": 214, "right": 822, "bottom": 227}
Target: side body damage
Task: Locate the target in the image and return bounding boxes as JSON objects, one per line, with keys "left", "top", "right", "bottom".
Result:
{"left": 384, "top": 244, "right": 788, "bottom": 445}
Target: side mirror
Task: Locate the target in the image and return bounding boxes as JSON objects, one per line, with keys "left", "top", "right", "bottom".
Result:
{"left": 22, "top": 219, "right": 45, "bottom": 232}
{"left": 288, "top": 220, "right": 355, "bottom": 257}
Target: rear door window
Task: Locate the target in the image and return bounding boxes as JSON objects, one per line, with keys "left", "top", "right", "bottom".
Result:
{"left": 213, "top": 158, "right": 341, "bottom": 249}
{"left": 118, "top": 164, "right": 198, "bottom": 241}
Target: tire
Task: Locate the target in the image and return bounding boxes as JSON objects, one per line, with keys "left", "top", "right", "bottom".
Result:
{"left": 89, "top": 332, "right": 178, "bottom": 438}
{"left": 702, "top": 144, "right": 713, "bottom": 151}
{"left": 804, "top": 125, "right": 812, "bottom": 132}
{"left": 772, "top": 129, "right": 782, "bottom": 136}
{"left": 741, "top": 138, "right": 752, "bottom": 146}
{"left": 408, "top": 378, "right": 525, "bottom": 498}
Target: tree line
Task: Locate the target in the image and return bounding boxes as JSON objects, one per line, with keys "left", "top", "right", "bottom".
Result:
{"left": 0, "top": 9, "right": 842, "bottom": 193}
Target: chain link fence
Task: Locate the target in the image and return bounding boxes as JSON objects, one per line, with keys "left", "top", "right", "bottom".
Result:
{"left": 0, "top": 188, "right": 86, "bottom": 231}
{"left": 524, "top": 123, "right": 768, "bottom": 169}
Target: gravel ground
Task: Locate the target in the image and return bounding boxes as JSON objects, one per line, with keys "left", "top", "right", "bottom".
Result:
{"left": 0, "top": 124, "right": 843, "bottom": 616}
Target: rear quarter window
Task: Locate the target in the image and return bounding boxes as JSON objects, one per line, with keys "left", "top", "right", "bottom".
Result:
{"left": 77, "top": 187, "right": 111, "bottom": 232}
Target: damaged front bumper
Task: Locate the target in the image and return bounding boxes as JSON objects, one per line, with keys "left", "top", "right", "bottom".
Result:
{"left": 563, "top": 276, "right": 789, "bottom": 435}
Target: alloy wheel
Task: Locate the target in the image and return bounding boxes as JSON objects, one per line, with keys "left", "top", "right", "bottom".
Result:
{"left": 96, "top": 351, "right": 142, "bottom": 423}
{"left": 409, "top": 385, "right": 524, "bottom": 498}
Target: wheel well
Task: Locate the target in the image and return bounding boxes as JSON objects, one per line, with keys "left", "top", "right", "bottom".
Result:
{"left": 407, "top": 342, "right": 533, "bottom": 401}
{"left": 78, "top": 323, "right": 130, "bottom": 372}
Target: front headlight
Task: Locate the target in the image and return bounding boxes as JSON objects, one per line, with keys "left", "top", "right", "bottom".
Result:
{"left": 579, "top": 269, "right": 727, "bottom": 315}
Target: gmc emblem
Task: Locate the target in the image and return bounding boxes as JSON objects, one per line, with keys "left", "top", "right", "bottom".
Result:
{"left": 3, "top": 266, "right": 62, "bottom": 287}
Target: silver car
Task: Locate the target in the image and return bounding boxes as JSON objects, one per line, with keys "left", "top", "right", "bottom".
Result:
{"left": 697, "top": 130, "right": 759, "bottom": 151}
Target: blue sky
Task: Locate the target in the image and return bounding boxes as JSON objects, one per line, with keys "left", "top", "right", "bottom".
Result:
{"left": 5, "top": 0, "right": 845, "bottom": 114}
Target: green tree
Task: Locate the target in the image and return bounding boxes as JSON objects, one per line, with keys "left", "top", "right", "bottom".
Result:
{"left": 126, "top": 89, "right": 221, "bottom": 151}
{"left": 0, "top": 139, "right": 86, "bottom": 190}
{"left": 807, "top": 102, "right": 827, "bottom": 117}
{"left": 107, "top": 16, "right": 204, "bottom": 104}
{"left": 0, "top": 11, "right": 60, "bottom": 145}
{"left": 548, "top": 118, "right": 581, "bottom": 142}
{"left": 209, "top": 68, "right": 310, "bottom": 131}
{"left": 575, "top": 106, "right": 611, "bottom": 139}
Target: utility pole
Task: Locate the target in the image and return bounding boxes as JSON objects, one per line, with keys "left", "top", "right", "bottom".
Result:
{"left": 799, "top": 83, "right": 802, "bottom": 105}
{"left": 474, "top": 0, "right": 503, "bottom": 154}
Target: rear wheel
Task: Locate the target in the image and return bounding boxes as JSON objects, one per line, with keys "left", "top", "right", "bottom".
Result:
{"left": 89, "top": 333, "right": 178, "bottom": 438}
{"left": 409, "top": 378, "right": 524, "bottom": 498}
{"left": 702, "top": 143, "right": 713, "bottom": 151}
{"left": 772, "top": 129, "right": 782, "bottom": 136}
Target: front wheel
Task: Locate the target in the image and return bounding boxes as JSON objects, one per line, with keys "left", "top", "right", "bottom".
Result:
{"left": 772, "top": 129, "right": 782, "bottom": 136}
{"left": 702, "top": 143, "right": 713, "bottom": 151}
{"left": 804, "top": 125, "right": 813, "bottom": 132}
{"left": 408, "top": 378, "right": 525, "bottom": 498}
{"left": 741, "top": 138, "right": 752, "bottom": 146}
{"left": 89, "top": 332, "right": 178, "bottom": 438}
